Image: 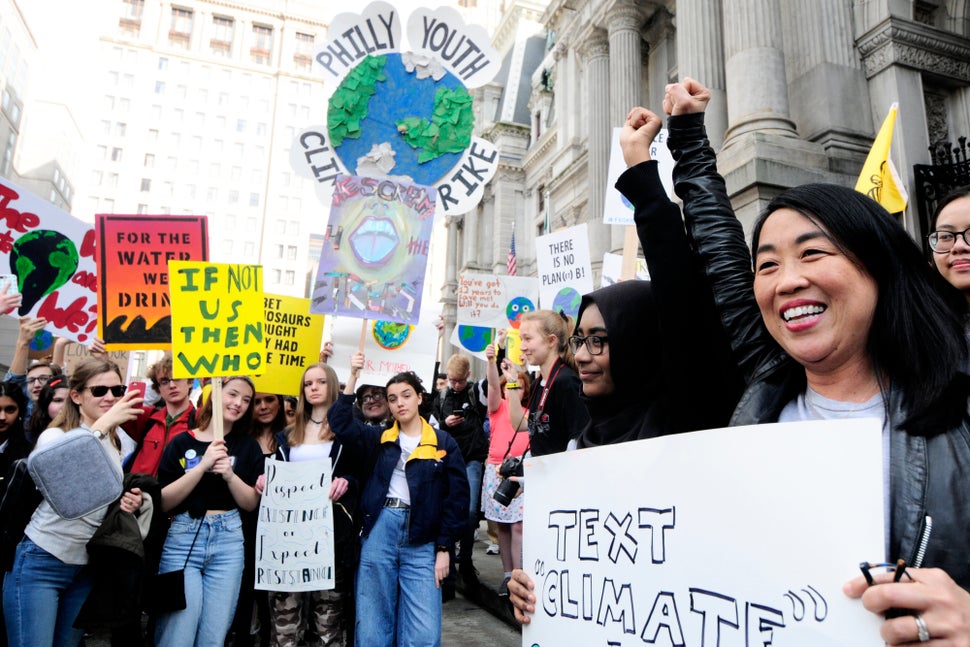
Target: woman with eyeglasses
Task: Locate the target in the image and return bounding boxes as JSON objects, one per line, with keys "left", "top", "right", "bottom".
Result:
{"left": 926, "top": 188, "right": 970, "bottom": 354}
{"left": 261, "top": 363, "right": 360, "bottom": 647}
{"left": 651, "top": 78, "right": 970, "bottom": 646}
{"left": 154, "top": 376, "right": 263, "bottom": 647}
{"left": 3, "top": 357, "right": 145, "bottom": 647}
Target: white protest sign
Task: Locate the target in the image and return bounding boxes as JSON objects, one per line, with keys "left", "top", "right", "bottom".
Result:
{"left": 330, "top": 316, "right": 438, "bottom": 386}
{"left": 535, "top": 224, "right": 594, "bottom": 318}
{"left": 604, "top": 127, "right": 674, "bottom": 225}
{"left": 523, "top": 419, "right": 885, "bottom": 646}
{"left": 601, "top": 252, "right": 650, "bottom": 286}
{"left": 255, "top": 458, "right": 335, "bottom": 592}
{"left": 456, "top": 273, "right": 539, "bottom": 330}
{"left": 407, "top": 6, "right": 501, "bottom": 88}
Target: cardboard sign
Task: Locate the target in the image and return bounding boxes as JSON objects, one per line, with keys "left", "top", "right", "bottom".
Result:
{"left": 604, "top": 127, "right": 675, "bottom": 225}
{"left": 62, "top": 342, "right": 131, "bottom": 382}
{"left": 601, "top": 252, "right": 649, "bottom": 286}
{"left": 522, "top": 419, "right": 885, "bottom": 646}
{"left": 448, "top": 324, "right": 493, "bottom": 362}
{"left": 255, "top": 458, "right": 335, "bottom": 592}
{"left": 96, "top": 214, "right": 209, "bottom": 350}
{"left": 293, "top": 2, "right": 500, "bottom": 216}
{"left": 0, "top": 177, "right": 99, "bottom": 344}
{"left": 169, "top": 262, "right": 265, "bottom": 378}
{"left": 310, "top": 175, "right": 436, "bottom": 325}
{"left": 456, "top": 273, "right": 539, "bottom": 330}
{"left": 535, "top": 224, "right": 594, "bottom": 318}
{"left": 330, "top": 316, "right": 438, "bottom": 385}
{"left": 253, "top": 295, "right": 324, "bottom": 397}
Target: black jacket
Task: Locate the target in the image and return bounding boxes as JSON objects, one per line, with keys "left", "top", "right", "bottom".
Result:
{"left": 669, "top": 112, "right": 970, "bottom": 589}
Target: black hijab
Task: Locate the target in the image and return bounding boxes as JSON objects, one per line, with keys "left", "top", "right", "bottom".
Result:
{"left": 575, "top": 281, "right": 668, "bottom": 448}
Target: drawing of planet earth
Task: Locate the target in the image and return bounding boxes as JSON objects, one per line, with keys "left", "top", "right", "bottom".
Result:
{"left": 458, "top": 325, "right": 493, "bottom": 353}
{"left": 505, "top": 296, "right": 534, "bottom": 329}
{"left": 372, "top": 320, "right": 411, "bottom": 350}
{"left": 552, "top": 287, "right": 582, "bottom": 318}
{"left": 328, "top": 52, "right": 473, "bottom": 186}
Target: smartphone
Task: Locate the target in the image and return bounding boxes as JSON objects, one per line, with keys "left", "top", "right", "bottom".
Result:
{"left": 0, "top": 274, "right": 18, "bottom": 295}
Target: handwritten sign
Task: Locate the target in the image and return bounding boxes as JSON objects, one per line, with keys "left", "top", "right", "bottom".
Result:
{"left": 252, "top": 295, "right": 324, "bottom": 397}
{"left": 96, "top": 214, "right": 208, "bottom": 350}
{"left": 604, "top": 127, "right": 675, "bottom": 226}
{"left": 456, "top": 273, "right": 539, "bottom": 330}
{"left": 169, "top": 261, "right": 265, "bottom": 378}
{"left": 330, "top": 316, "right": 438, "bottom": 385}
{"left": 292, "top": 2, "right": 500, "bottom": 216}
{"left": 62, "top": 342, "right": 131, "bottom": 382}
{"left": 0, "top": 177, "right": 98, "bottom": 343}
{"left": 535, "top": 224, "right": 594, "bottom": 318}
{"left": 310, "top": 175, "right": 436, "bottom": 325}
{"left": 523, "top": 419, "right": 884, "bottom": 646}
{"left": 255, "top": 458, "right": 335, "bottom": 592}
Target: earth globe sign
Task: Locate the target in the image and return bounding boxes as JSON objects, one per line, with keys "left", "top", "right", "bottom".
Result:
{"left": 458, "top": 325, "right": 493, "bottom": 353}
{"left": 372, "top": 320, "right": 411, "bottom": 350}
{"left": 552, "top": 287, "right": 582, "bottom": 319}
{"left": 329, "top": 52, "right": 470, "bottom": 186}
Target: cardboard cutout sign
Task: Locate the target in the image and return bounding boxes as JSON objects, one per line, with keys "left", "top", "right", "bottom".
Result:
{"left": 62, "top": 342, "right": 131, "bottom": 382}
{"left": 601, "top": 252, "right": 649, "bottom": 286}
{"left": 0, "top": 177, "right": 98, "bottom": 343}
{"left": 253, "top": 295, "right": 325, "bottom": 397}
{"left": 522, "top": 419, "right": 885, "bottom": 646}
{"left": 169, "top": 262, "right": 265, "bottom": 379}
{"left": 330, "top": 316, "right": 437, "bottom": 385}
{"left": 293, "top": 1, "right": 500, "bottom": 216}
{"left": 535, "top": 224, "right": 594, "bottom": 318}
{"left": 255, "top": 458, "right": 335, "bottom": 592}
{"left": 96, "top": 214, "right": 209, "bottom": 350}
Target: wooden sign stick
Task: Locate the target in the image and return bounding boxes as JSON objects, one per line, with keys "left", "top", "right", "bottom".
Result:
{"left": 211, "top": 378, "right": 224, "bottom": 442}
{"left": 620, "top": 225, "right": 639, "bottom": 281}
{"left": 358, "top": 319, "right": 369, "bottom": 353}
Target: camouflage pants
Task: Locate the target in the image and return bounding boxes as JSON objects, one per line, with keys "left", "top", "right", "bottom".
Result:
{"left": 270, "top": 589, "right": 346, "bottom": 647}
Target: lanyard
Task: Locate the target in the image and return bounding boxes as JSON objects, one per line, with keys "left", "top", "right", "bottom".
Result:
{"left": 532, "top": 359, "right": 564, "bottom": 418}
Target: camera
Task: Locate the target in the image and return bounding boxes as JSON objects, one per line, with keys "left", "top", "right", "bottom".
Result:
{"left": 493, "top": 456, "right": 524, "bottom": 506}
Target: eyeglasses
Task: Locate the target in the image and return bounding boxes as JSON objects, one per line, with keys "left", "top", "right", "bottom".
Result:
{"left": 26, "top": 375, "right": 52, "bottom": 385}
{"left": 361, "top": 392, "right": 385, "bottom": 404}
{"left": 928, "top": 227, "right": 970, "bottom": 252}
{"left": 568, "top": 335, "right": 609, "bottom": 356}
{"left": 84, "top": 385, "right": 127, "bottom": 398}
{"left": 158, "top": 378, "right": 183, "bottom": 387}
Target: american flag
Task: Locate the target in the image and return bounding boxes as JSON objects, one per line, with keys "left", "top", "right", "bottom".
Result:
{"left": 507, "top": 229, "right": 517, "bottom": 275}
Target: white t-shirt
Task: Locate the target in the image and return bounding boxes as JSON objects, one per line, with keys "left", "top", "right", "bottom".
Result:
{"left": 289, "top": 441, "right": 333, "bottom": 463}
{"left": 386, "top": 432, "right": 421, "bottom": 504}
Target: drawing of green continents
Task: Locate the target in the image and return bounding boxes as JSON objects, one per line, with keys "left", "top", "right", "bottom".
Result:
{"left": 327, "top": 52, "right": 474, "bottom": 185}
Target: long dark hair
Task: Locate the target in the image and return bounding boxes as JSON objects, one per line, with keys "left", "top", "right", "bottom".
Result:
{"left": 0, "top": 381, "right": 29, "bottom": 447}
{"left": 753, "top": 184, "right": 968, "bottom": 433}
{"left": 26, "top": 376, "right": 68, "bottom": 444}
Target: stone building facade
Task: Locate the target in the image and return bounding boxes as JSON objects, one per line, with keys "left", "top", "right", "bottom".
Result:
{"left": 441, "top": 0, "right": 970, "bottom": 341}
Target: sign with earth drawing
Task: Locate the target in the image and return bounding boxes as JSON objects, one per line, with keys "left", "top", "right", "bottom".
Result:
{"left": 0, "top": 177, "right": 99, "bottom": 344}
{"left": 292, "top": 1, "right": 501, "bottom": 216}
{"left": 310, "top": 174, "right": 435, "bottom": 324}
{"left": 535, "top": 224, "right": 594, "bottom": 319}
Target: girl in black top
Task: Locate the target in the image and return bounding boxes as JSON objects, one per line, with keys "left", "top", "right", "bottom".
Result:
{"left": 154, "top": 376, "right": 263, "bottom": 647}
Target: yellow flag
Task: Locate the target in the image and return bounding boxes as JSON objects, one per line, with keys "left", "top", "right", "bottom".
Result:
{"left": 855, "top": 103, "right": 909, "bottom": 213}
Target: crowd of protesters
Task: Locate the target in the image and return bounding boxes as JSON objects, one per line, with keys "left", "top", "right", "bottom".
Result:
{"left": 0, "top": 76, "right": 969, "bottom": 647}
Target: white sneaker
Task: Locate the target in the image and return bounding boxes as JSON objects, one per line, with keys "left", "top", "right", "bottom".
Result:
{"left": 486, "top": 543, "right": 500, "bottom": 555}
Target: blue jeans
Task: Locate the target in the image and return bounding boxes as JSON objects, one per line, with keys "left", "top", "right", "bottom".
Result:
{"left": 3, "top": 537, "right": 92, "bottom": 647}
{"left": 155, "top": 510, "right": 245, "bottom": 647}
{"left": 458, "top": 460, "right": 483, "bottom": 563}
{"left": 356, "top": 507, "right": 441, "bottom": 647}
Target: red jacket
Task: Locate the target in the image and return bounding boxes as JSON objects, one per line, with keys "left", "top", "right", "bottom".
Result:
{"left": 124, "top": 404, "right": 196, "bottom": 477}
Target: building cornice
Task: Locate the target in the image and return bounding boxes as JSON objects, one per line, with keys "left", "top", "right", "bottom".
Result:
{"left": 856, "top": 16, "right": 970, "bottom": 82}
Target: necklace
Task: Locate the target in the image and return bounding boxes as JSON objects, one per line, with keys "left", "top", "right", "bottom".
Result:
{"left": 309, "top": 416, "right": 324, "bottom": 424}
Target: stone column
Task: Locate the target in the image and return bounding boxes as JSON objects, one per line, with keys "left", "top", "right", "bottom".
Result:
{"left": 722, "top": 0, "right": 797, "bottom": 142}
{"left": 608, "top": 3, "right": 643, "bottom": 126}
{"left": 675, "top": 0, "right": 728, "bottom": 149}
{"left": 581, "top": 30, "right": 612, "bottom": 269}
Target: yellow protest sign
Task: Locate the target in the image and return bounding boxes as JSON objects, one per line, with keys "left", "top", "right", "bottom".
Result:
{"left": 506, "top": 328, "right": 523, "bottom": 366}
{"left": 169, "top": 261, "right": 265, "bottom": 378}
{"left": 253, "top": 294, "right": 325, "bottom": 396}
